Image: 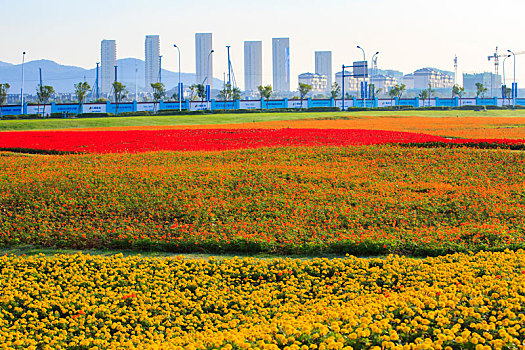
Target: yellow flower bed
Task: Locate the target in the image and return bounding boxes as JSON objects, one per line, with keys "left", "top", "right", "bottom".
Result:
{"left": 1, "top": 251, "right": 524, "bottom": 349}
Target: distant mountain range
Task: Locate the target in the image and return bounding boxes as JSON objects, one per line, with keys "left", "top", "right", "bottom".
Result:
{"left": 0, "top": 58, "right": 223, "bottom": 94}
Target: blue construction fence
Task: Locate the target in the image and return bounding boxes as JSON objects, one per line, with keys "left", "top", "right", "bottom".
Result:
{"left": 2, "top": 97, "right": 525, "bottom": 116}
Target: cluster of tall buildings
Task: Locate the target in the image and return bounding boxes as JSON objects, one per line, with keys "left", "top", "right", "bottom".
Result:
{"left": 99, "top": 33, "right": 495, "bottom": 98}
{"left": 100, "top": 35, "right": 161, "bottom": 95}
{"left": 99, "top": 34, "right": 303, "bottom": 94}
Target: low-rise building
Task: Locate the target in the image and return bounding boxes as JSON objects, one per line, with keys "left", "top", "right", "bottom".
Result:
{"left": 298, "top": 73, "right": 328, "bottom": 92}
{"left": 370, "top": 74, "right": 397, "bottom": 92}
{"left": 335, "top": 71, "right": 365, "bottom": 94}
{"left": 402, "top": 74, "right": 415, "bottom": 89}
{"left": 412, "top": 68, "right": 454, "bottom": 89}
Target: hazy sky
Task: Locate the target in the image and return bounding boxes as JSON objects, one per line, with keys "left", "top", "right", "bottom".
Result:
{"left": 1, "top": 0, "right": 524, "bottom": 89}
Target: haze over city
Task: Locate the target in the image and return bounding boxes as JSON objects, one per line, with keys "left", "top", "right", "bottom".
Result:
{"left": 2, "top": 0, "right": 525, "bottom": 89}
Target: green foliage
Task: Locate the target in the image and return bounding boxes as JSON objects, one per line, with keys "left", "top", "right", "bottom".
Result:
{"left": 112, "top": 82, "right": 128, "bottom": 115}
{"left": 475, "top": 82, "right": 488, "bottom": 98}
{"left": 0, "top": 83, "right": 10, "bottom": 119}
{"left": 74, "top": 82, "right": 91, "bottom": 104}
{"left": 331, "top": 82, "right": 341, "bottom": 99}
{"left": 150, "top": 82, "right": 166, "bottom": 102}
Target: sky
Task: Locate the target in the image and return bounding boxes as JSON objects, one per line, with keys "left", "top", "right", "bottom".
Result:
{"left": 1, "top": 0, "right": 524, "bottom": 89}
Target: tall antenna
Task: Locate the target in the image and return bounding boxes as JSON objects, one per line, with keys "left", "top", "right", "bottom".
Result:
{"left": 454, "top": 55, "right": 458, "bottom": 86}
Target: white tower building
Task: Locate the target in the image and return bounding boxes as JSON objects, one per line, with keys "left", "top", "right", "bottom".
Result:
{"left": 100, "top": 40, "right": 116, "bottom": 94}
{"left": 244, "top": 41, "right": 262, "bottom": 91}
{"left": 315, "top": 51, "right": 332, "bottom": 91}
{"left": 272, "top": 38, "right": 290, "bottom": 92}
{"left": 145, "top": 35, "right": 160, "bottom": 91}
{"left": 195, "top": 33, "right": 213, "bottom": 88}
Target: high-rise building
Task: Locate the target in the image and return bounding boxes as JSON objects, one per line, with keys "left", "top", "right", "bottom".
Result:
{"left": 145, "top": 35, "right": 160, "bottom": 91}
{"left": 244, "top": 41, "right": 262, "bottom": 91}
{"left": 100, "top": 40, "right": 116, "bottom": 94}
{"left": 272, "top": 38, "right": 290, "bottom": 92}
{"left": 315, "top": 51, "right": 332, "bottom": 90}
{"left": 195, "top": 33, "right": 213, "bottom": 88}
{"left": 463, "top": 72, "right": 502, "bottom": 92}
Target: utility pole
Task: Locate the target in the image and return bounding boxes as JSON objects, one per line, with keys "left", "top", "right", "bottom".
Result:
{"left": 226, "top": 46, "right": 232, "bottom": 86}
{"left": 158, "top": 55, "right": 162, "bottom": 84}
{"left": 95, "top": 62, "right": 100, "bottom": 99}
{"left": 357, "top": 46, "right": 366, "bottom": 107}
{"left": 20, "top": 52, "right": 26, "bottom": 111}
{"left": 135, "top": 61, "right": 138, "bottom": 101}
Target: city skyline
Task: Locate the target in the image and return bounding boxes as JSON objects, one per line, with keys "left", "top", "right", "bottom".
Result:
{"left": 1, "top": 0, "right": 524, "bottom": 90}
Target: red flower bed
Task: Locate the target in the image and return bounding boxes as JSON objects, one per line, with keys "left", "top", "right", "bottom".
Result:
{"left": 0, "top": 128, "right": 523, "bottom": 153}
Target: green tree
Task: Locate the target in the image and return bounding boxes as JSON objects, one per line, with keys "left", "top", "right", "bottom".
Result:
{"left": 0, "top": 83, "right": 9, "bottom": 119}
{"left": 189, "top": 84, "right": 198, "bottom": 101}
{"left": 151, "top": 82, "right": 166, "bottom": 113}
{"left": 388, "top": 85, "right": 399, "bottom": 107}
{"left": 112, "top": 81, "right": 127, "bottom": 115}
{"left": 257, "top": 85, "right": 273, "bottom": 109}
{"left": 475, "top": 82, "right": 487, "bottom": 106}
{"left": 195, "top": 84, "right": 206, "bottom": 102}
{"left": 231, "top": 87, "right": 241, "bottom": 101}
{"left": 452, "top": 84, "right": 465, "bottom": 107}
{"left": 426, "top": 84, "right": 435, "bottom": 107}
{"left": 418, "top": 89, "right": 428, "bottom": 107}
{"left": 37, "top": 85, "right": 55, "bottom": 117}
{"left": 171, "top": 92, "right": 179, "bottom": 102}
{"left": 504, "top": 86, "right": 513, "bottom": 105}
{"left": 298, "top": 83, "right": 312, "bottom": 108}
{"left": 331, "top": 82, "right": 341, "bottom": 100}
{"left": 74, "top": 82, "right": 91, "bottom": 114}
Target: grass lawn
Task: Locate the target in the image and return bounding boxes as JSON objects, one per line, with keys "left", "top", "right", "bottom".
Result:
{"left": 1, "top": 109, "right": 525, "bottom": 131}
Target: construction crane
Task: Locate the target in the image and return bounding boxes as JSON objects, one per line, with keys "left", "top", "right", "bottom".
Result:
{"left": 487, "top": 47, "right": 510, "bottom": 97}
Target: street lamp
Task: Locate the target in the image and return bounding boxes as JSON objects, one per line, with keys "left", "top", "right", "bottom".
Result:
{"left": 508, "top": 50, "right": 516, "bottom": 107}
{"left": 502, "top": 54, "right": 511, "bottom": 104}
{"left": 357, "top": 46, "right": 366, "bottom": 107}
{"left": 371, "top": 51, "right": 379, "bottom": 100}
{"left": 205, "top": 50, "right": 214, "bottom": 106}
{"left": 173, "top": 44, "right": 182, "bottom": 111}
{"left": 20, "top": 51, "right": 26, "bottom": 112}
{"left": 203, "top": 49, "right": 214, "bottom": 85}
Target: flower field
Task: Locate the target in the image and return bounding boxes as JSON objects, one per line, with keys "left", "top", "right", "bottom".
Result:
{"left": 0, "top": 128, "right": 523, "bottom": 154}
{"left": 1, "top": 145, "right": 524, "bottom": 255}
{"left": 1, "top": 250, "right": 525, "bottom": 349}
{"left": 2, "top": 118, "right": 525, "bottom": 348}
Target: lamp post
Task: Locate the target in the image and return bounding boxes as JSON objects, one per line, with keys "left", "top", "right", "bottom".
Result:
{"left": 503, "top": 54, "right": 511, "bottom": 104}
{"left": 508, "top": 50, "right": 516, "bottom": 107}
{"left": 357, "top": 46, "right": 366, "bottom": 107}
{"left": 205, "top": 50, "right": 214, "bottom": 106}
{"left": 20, "top": 51, "right": 26, "bottom": 112}
{"left": 173, "top": 44, "right": 182, "bottom": 111}
{"left": 204, "top": 50, "right": 214, "bottom": 85}
{"left": 371, "top": 51, "right": 379, "bottom": 101}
